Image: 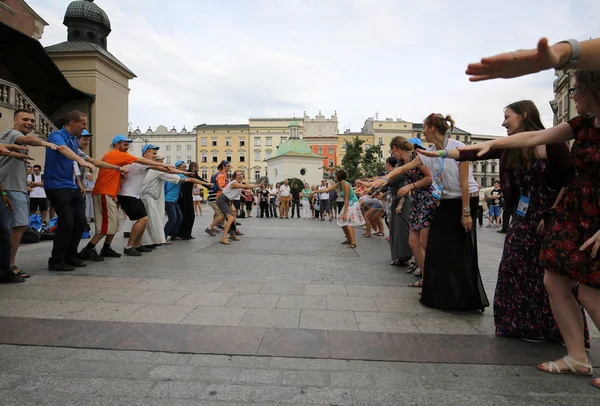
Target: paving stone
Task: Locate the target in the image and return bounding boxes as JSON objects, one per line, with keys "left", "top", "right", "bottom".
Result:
{"left": 277, "top": 295, "right": 327, "bottom": 310}
{"left": 329, "top": 372, "right": 374, "bottom": 388}
{"left": 0, "top": 345, "right": 77, "bottom": 359}
{"left": 252, "top": 386, "right": 304, "bottom": 403}
{"left": 0, "top": 374, "right": 21, "bottom": 390}
{"left": 151, "top": 381, "right": 204, "bottom": 398}
{"left": 180, "top": 306, "right": 247, "bottom": 326}
{"left": 411, "top": 315, "right": 483, "bottom": 335}
{"left": 122, "top": 304, "right": 196, "bottom": 323}
{"left": 281, "top": 370, "right": 326, "bottom": 387}
{"left": 188, "top": 354, "right": 270, "bottom": 368}
{"left": 239, "top": 308, "right": 300, "bottom": 329}
{"left": 236, "top": 369, "right": 281, "bottom": 384}
{"left": 175, "top": 292, "right": 234, "bottom": 306}
{"left": 0, "top": 391, "right": 114, "bottom": 406}
{"left": 304, "top": 284, "right": 348, "bottom": 296}
{"left": 216, "top": 281, "right": 264, "bottom": 293}
{"left": 68, "top": 302, "right": 146, "bottom": 322}
{"left": 226, "top": 293, "right": 280, "bottom": 308}
{"left": 346, "top": 285, "right": 392, "bottom": 297}
{"left": 129, "top": 290, "right": 191, "bottom": 304}
{"left": 260, "top": 282, "right": 305, "bottom": 295}
{"left": 299, "top": 310, "right": 358, "bottom": 331}
{"left": 326, "top": 296, "right": 378, "bottom": 311}
{"left": 65, "top": 348, "right": 191, "bottom": 364}
{"left": 304, "top": 387, "right": 353, "bottom": 405}
{"left": 197, "top": 383, "right": 254, "bottom": 401}
{"left": 355, "top": 311, "right": 420, "bottom": 333}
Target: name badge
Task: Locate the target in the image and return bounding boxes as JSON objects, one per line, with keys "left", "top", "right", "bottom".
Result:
{"left": 431, "top": 183, "right": 443, "bottom": 200}
{"left": 516, "top": 195, "right": 530, "bottom": 217}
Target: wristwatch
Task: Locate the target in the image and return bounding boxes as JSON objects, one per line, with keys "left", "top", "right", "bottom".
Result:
{"left": 463, "top": 207, "right": 471, "bottom": 214}
{"left": 556, "top": 39, "right": 581, "bottom": 70}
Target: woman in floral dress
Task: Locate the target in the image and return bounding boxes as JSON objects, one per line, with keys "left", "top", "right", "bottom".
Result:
{"left": 463, "top": 71, "right": 600, "bottom": 388}
{"left": 389, "top": 136, "right": 436, "bottom": 287}
{"left": 428, "top": 100, "right": 589, "bottom": 344}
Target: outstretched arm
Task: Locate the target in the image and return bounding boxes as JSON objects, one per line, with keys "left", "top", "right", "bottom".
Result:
{"left": 466, "top": 37, "right": 600, "bottom": 82}
{"left": 371, "top": 156, "right": 423, "bottom": 189}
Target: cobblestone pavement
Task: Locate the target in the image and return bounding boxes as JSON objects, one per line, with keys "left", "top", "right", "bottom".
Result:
{"left": 1, "top": 209, "right": 599, "bottom": 405}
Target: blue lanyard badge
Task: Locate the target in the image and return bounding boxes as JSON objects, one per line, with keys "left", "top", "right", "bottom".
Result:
{"left": 516, "top": 195, "right": 530, "bottom": 217}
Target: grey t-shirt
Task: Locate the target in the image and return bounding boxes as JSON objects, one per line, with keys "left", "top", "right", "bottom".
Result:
{"left": 0, "top": 129, "right": 28, "bottom": 192}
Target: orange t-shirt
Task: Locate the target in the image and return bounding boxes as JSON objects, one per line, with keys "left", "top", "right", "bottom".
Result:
{"left": 92, "top": 150, "right": 138, "bottom": 198}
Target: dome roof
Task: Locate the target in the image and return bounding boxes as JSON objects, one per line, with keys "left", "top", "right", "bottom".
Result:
{"left": 276, "top": 138, "right": 313, "bottom": 157}
{"left": 288, "top": 120, "right": 300, "bottom": 128}
{"left": 64, "top": 0, "right": 111, "bottom": 31}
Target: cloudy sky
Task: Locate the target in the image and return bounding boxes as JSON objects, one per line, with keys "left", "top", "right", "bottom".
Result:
{"left": 31, "top": 0, "right": 599, "bottom": 136}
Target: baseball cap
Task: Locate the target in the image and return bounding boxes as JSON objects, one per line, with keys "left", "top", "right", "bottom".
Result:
{"left": 407, "top": 137, "right": 426, "bottom": 150}
{"left": 111, "top": 134, "right": 133, "bottom": 145}
{"left": 175, "top": 160, "right": 186, "bottom": 167}
{"left": 142, "top": 144, "right": 159, "bottom": 154}
{"left": 81, "top": 129, "right": 93, "bottom": 137}
{"left": 154, "top": 154, "right": 165, "bottom": 161}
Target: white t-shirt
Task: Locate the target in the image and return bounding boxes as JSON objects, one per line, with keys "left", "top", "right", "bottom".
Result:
{"left": 119, "top": 163, "right": 151, "bottom": 198}
{"left": 29, "top": 173, "right": 46, "bottom": 198}
{"left": 279, "top": 184, "right": 290, "bottom": 197}
{"left": 223, "top": 180, "right": 242, "bottom": 200}
{"left": 419, "top": 138, "right": 478, "bottom": 199}
{"left": 269, "top": 188, "right": 278, "bottom": 199}
{"left": 319, "top": 185, "right": 329, "bottom": 200}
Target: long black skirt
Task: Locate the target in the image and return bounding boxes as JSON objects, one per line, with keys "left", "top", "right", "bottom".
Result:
{"left": 421, "top": 196, "right": 489, "bottom": 312}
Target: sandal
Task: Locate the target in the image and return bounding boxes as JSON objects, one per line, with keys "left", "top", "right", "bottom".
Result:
{"left": 409, "top": 280, "right": 423, "bottom": 288}
{"left": 375, "top": 232, "right": 385, "bottom": 236}
{"left": 10, "top": 266, "right": 30, "bottom": 278}
{"left": 390, "top": 259, "right": 406, "bottom": 266}
{"left": 220, "top": 240, "right": 231, "bottom": 245}
{"left": 362, "top": 234, "right": 372, "bottom": 238}
{"left": 347, "top": 244, "right": 357, "bottom": 249}
{"left": 341, "top": 240, "right": 349, "bottom": 245}
{"left": 537, "top": 356, "right": 593, "bottom": 376}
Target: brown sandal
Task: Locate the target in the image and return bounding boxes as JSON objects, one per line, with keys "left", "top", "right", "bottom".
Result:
{"left": 347, "top": 244, "right": 357, "bottom": 249}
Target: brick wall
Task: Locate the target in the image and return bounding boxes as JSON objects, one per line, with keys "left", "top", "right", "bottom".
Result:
{"left": 0, "top": 0, "right": 44, "bottom": 39}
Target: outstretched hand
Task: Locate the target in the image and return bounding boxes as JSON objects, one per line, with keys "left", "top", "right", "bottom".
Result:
{"left": 417, "top": 149, "right": 441, "bottom": 158}
{"left": 371, "top": 179, "right": 388, "bottom": 189}
{"left": 466, "top": 37, "right": 561, "bottom": 82}
{"left": 457, "top": 141, "right": 492, "bottom": 157}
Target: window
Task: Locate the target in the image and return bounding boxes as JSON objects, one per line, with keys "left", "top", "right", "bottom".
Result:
{"left": 266, "top": 150, "right": 272, "bottom": 159}
{"left": 212, "top": 138, "right": 217, "bottom": 146}
{"left": 266, "top": 138, "right": 272, "bottom": 146}
{"left": 176, "top": 156, "right": 181, "bottom": 161}
{"left": 254, "top": 138, "right": 261, "bottom": 146}
{"left": 300, "top": 168, "right": 306, "bottom": 176}
{"left": 201, "top": 169, "right": 207, "bottom": 178}
{"left": 187, "top": 145, "right": 192, "bottom": 151}
{"left": 328, "top": 146, "right": 334, "bottom": 155}
{"left": 226, "top": 138, "right": 232, "bottom": 146}
{"left": 318, "top": 146, "right": 323, "bottom": 155}
{"left": 226, "top": 150, "right": 232, "bottom": 162}
{"left": 255, "top": 151, "right": 261, "bottom": 161}
{"left": 187, "top": 156, "right": 191, "bottom": 163}
{"left": 201, "top": 138, "right": 207, "bottom": 147}
{"left": 328, "top": 159, "right": 334, "bottom": 168}
{"left": 201, "top": 151, "right": 207, "bottom": 163}
{"left": 254, "top": 170, "right": 260, "bottom": 180}
{"left": 342, "top": 145, "right": 347, "bottom": 151}
{"left": 378, "top": 137, "right": 383, "bottom": 145}
{"left": 281, "top": 137, "right": 287, "bottom": 142}
{"left": 212, "top": 152, "right": 218, "bottom": 163}
{"left": 240, "top": 139, "right": 245, "bottom": 147}
{"left": 166, "top": 145, "right": 171, "bottom": 151}
{"left": 378, "top": 150, "right": 383, "bottom": 158}
{"left": 166, "top": 156, "right": 171, "bottom": 164}
{"left": 177, "top": 145, "right": 181, "bottom": 151}
{"left": 239, "top": 151, "right": 245, "bottom": 162}
{"left": 558, "top": 101, "right": 563, "bottom": 116}
{"left": 227, "top": 170, "right": 233, "bottom": 178}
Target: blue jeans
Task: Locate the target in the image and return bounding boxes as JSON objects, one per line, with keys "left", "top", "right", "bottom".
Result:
{"left": 164, "top": 202, "right": 183, "bottom": 238}
{"left": 0, "top": 202, "right": 11, "bottom": 280}
{"left": 489, "top": 205, "right": 500, "bottom": 218}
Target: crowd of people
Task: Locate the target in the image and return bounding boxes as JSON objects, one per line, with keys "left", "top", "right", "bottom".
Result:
{"left": 0, "top": 36, "right": 599, "bottom": 389}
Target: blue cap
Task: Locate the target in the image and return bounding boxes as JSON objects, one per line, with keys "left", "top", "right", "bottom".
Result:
{"left": 407, "top": 137, "right": 426, "bottom": 150}
{"left": 142, "top": 144, "right": 159, "bottom": 154}
{"left": 111, "top": 134, "right": 133, "bottom": 145}
{"left": 81, "top": 129, "right": 92, "bottom": 136}
{"left": 175, "top": 160, "right": 186, "bottom": 167}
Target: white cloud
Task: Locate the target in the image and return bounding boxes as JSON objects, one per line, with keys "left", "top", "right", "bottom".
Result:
{"left": 30, "top": 0, "right": 600, "bottom": 135}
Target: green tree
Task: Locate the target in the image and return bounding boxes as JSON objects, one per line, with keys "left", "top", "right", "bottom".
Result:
{"left": 341, "top": 136, "right": 364, "bottom": 182}
{"left": 362, "top": 144, "right": 385, "bottom": 177}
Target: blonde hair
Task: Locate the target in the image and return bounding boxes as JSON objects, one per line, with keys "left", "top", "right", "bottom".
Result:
{"left": 424, "top": 113, "right": 455, "bottom": 135}
{"left": 389, "top": 136, "right": 414, "bottom": 152}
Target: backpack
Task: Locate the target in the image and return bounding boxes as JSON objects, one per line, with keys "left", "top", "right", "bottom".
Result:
{"left": 210, "top": 173, "right": 220, "bottom": 193}
{"left": 29, "top": 174, "right": 43, "bottom": 183}
{"left": 21, "top": 227, "right": 41, "bottom": 244}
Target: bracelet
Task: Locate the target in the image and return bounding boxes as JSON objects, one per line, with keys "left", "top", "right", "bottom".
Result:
{"left": 444, "top": 148, "right": 449, "bottom": 158}
{"left": 117, "top": 166, "right": 121, "bottom": 171}
{"left": 381, "top": 177, "right": 388, "bottom": 181}
{"left": 438, "top": 150, "right": 444, "bottom": 157}
{"left": 1, "top": 191, "right": 6, "bottom": 195}
{"left": 555, "top": 39, "right": 580, "bottom": 70}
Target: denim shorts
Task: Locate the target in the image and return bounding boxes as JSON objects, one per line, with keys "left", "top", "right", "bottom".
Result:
{"left": 489, "top": 205, "right": 501, "bottom": 218}
{"left": 5, "top": 191, "right": 29, "bottom": 227}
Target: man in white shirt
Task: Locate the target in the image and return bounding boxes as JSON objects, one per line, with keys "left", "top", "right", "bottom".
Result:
{"left": 28, "top": 164, "right": 48, "bottom": 221}
{"left": 278, "top": 179, "right": 291, "bottom": 219}
{"left": 269, "top": 184, "right": 278, "bottom": 218}
{"left": 318, "top": 180, "right": 331, "bottom": 221}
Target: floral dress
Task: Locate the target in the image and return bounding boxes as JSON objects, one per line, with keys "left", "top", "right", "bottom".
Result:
{"left": 405, "top": 155, "right": 437, "bottom": 231}
{"left": 336, "top": 181, "right": 365, "bottom": 227}
{"left": 494, "top": 160, "right": 590, "bottom": 345}
{"left": 540, "top": 115, "right": 600, "bottom": 287}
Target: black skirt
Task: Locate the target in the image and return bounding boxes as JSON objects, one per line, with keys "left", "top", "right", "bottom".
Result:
{"left": 421, "top": 196, "right": 489, "bottom": 312}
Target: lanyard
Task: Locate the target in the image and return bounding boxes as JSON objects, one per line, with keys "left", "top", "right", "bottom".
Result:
{"left": 435, "top": 138, "right": 449, "bottom": 183}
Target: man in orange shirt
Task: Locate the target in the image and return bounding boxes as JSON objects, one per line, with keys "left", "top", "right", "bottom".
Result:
{"left": 79, "top": 135, "right": 172, "bottom": 260}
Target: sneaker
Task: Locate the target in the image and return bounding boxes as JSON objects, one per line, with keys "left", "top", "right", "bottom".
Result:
{"left": 77, "top": 248, "right": 105, "bottom": 262}
{"left": 143, "top": 245, "right": 155, "bottom": 250}
{"left": 48, "top": 259, "right": 75, "bottom": 272}
{"left": 205, "top": 228, "right": 216, "bottom": 237}
{"left": 497, "top": 229, "right": 507, "bottom": 234}
{"left": 66, "top": 258, "right": 87, "bottom": 268}
{"left": 124, "top": 247, "right": 142, "bottom": 257}
{"left": 0, "top": 273, "right": 25, "bottom": 284}
{"left": 100, "top": 246, "right": 122, "bottom": 258}
{"left": 136, "top": 245, "right": 152, "bottom": 253}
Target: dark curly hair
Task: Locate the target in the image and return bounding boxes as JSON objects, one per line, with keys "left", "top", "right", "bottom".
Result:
{"left": 575, "top": 70, "right": 600, "bottom": 108}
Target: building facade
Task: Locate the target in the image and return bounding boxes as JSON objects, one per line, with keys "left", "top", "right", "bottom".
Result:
{"left": 551, "top": 69, "right": 576, "bottom": 125}
{"left": 302, "top": 111, "right": 338, "bottom": 175}
{"left": 130, "top": 125, "right": 196, "bottom": 165}
{"left": 195, "top": 124, "right": 250, "bottom": 179}
{"left": 0, "top": 0, "right": 47, "bottom": 39}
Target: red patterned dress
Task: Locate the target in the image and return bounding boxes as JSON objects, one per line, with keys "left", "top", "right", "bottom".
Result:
{"left": 540, "top": 115, "right": 600, "bottom": 287}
